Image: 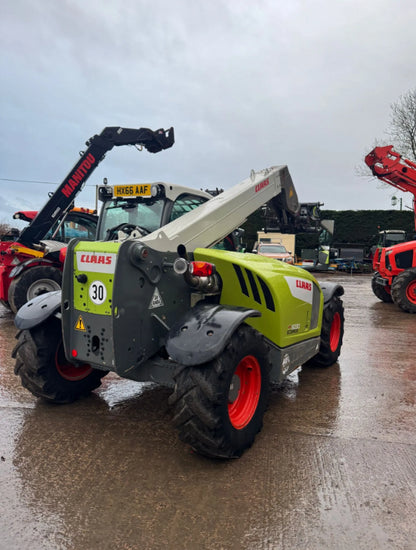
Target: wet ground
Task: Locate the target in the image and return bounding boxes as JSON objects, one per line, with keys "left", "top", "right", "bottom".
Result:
{"left": 0, "top": 273, "right": 415, "bottom": 550}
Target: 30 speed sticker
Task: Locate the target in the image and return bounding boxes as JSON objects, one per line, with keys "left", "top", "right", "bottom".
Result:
{"left": 89, "top": 280, "right": 107, "bottom": 305}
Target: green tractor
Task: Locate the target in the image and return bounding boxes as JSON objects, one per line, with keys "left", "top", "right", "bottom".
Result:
{"left": 13, "top": 164, "right": 344, "bottom": 458}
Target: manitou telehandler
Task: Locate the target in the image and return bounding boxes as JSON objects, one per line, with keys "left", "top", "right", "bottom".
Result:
{"left": 365, "top": 146, "right": 416, "bottom": 312}
{"left": 0, "top": 126, "right": 174, "bottom": 312}
{"left": 13, "top": 156, "right": 344, "bottom": 459}
{"left": 0, "top": 207, "right": 98, "bottom": 312}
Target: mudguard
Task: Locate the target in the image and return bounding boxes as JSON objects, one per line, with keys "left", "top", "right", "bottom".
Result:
{"left": 14, "top": 290, "right": 62, "bottom": 330}
{"left": 166, "top": 303, "right": 261, "bottom": 366}
{"left": 9, "top": 258, "right": 55, "bottom": 279}
{"left": 319, "top": 282, "right": 344, "bottom": 303}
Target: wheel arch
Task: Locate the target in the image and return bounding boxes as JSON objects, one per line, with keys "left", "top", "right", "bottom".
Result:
{"left": 166, "top": 303, "right": 261, "bottom": 366}
{"left": 319, "top": 281, "right": 344, "bottom": 303}
{"left": 14, "top": 290, "right": 62, "bottom": 330}
{"left": 9, "top": 257, "right": 57, "bottom": 279}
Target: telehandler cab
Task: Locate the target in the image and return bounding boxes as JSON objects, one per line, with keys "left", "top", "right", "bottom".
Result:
{"left": 13, "top": 155, "right": 344, "bottom": 458}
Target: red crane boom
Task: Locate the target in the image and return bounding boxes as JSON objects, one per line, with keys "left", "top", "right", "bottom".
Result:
{"left": 365, "top": 145, "right": 416, "bottom": 229}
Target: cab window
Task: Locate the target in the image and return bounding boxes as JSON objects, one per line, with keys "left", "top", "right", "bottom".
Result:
{"left": 169, "top": 194, "right": 208, "bottom": 222}
{"left": 45, "top": 215, "right": 97, "bottom": 243}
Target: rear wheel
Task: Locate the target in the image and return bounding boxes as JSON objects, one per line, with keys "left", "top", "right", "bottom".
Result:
{"left": 169, "top": 325, "right": 270, "bottom": 458}
{"left": 306, "top": 294, "right": 344, "bottom": 367}
{"left": 8, "top": 266, "right": 62, "bottom": 313}
{"left": 391, "top": 268, "right": 416, "bottom": 313}
{"left": 13, "top": 317, "right": 107, "bottom": 403}
{"left": 371, "top": 272, "right": 393, "bottom": 303}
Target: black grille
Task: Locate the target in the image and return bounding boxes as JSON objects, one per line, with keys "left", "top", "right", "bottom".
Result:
{"left": 245, "top": 269, "right": 261, "bottom": 304}
{"left": 233, "top": 264, "right": 275, "bottom": 312}
{"left": 257, "top": 275, "right": 276, "bottom": 311}
{"left": 232, "top": 264, "right": 249, "bottom": 296}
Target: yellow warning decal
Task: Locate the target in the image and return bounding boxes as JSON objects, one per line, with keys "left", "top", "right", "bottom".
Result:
{"left": 75, "top": 316, "right": 86, "bottom": 331}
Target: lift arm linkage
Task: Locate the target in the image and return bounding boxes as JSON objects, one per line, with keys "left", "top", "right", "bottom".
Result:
{"left": 365, "top": 145, "right": 416, "bottom": 229}
{"left": 18, "top": 126, "right": 174, "bottom": 247}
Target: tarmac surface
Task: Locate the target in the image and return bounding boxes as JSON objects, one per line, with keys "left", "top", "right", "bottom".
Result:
{"left": 0, "top": 272, "right": 415, "bottom": 550}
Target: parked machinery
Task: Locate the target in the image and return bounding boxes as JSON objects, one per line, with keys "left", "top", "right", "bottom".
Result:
{"left": 365, "top": 146, "right": 416, "bottom": 312}
{"left": 0, "top": 126, "right": 174, "bottom": 312}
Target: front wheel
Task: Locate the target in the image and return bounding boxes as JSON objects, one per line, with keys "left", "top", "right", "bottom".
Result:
{"left": 13, "top": 318, "right": 107, "bottom": 403}
{"left": 0, "top": 299, "right": 11, "bottom": 311}
{"left": 8, "top": 265, "right": 62, "bottom": 313}
{"left": 306, "top": 294, "right": 344, "bottom": 367}
{"left": 169, "top": 325, "right": 271, "bottom": 459}
{"left": 391, "top": 268, "right": 416, "bottom": 313}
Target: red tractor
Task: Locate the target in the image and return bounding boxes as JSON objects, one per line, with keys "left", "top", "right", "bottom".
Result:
{"left": 365, "top": 146, "right": 416, "bottom": 312}
{"left": 0, "top": 126, "right": 174, "bottom": 313}
{"left": 0, "top": 207, "right": 97, "bottom": 312}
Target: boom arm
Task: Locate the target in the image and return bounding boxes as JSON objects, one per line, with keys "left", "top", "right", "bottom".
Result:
{"left": 365, "top": 145, "right": 416, "bottom": 229}
{"left": 139, "top": 165, "right": 302, "bottom": 252}
{"left": 18, "top": 126, "right": 174, "bottom": 247}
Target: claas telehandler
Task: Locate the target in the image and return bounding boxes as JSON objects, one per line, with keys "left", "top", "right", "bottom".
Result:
{"left": 13, "top": 142, "right": 344, "bottom": 458}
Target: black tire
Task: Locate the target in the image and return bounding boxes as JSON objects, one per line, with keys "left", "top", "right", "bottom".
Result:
{"left": 13, "top": 317, "right": 107, "bottom": 403}
{"left": 169, "top": 325, "right": 271, "bottom": 459}
{"left": 0, "top": 299, "right": 11, "bottom": 310}
{"left": 306, "top": 295, "right": 344, "bottom": 367}
{"left": 8, "top": 266, "right": 62, "bottom": 313}
{"left": 391, "top": 268, "right": 416, "bottom": 313}
{"left": 371, "top": 272, "right": 393, "bottom": 303}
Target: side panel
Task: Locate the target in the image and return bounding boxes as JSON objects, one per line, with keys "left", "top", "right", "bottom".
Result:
{"left": 194, "top": 248, "right": 323, "bottom": 349}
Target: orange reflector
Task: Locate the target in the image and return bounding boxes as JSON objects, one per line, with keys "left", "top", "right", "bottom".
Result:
{"left": 189, "top": 261, "right": 215, "bottom": 277}
{"left": 59, "top": 247, "right": 67, "bottom": 264}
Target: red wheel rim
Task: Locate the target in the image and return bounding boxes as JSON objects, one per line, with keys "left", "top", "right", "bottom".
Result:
{"left": 228, "top": 355, "right": 261, "bottom": 430}
{"left": 406, "top": 281, "right": 416, "bottom": 304}
{"left": 329, "top": 312, "right": 341, "bottom": 352}
{"left": 55, "top": 343, "right": 92, "bottom": 381}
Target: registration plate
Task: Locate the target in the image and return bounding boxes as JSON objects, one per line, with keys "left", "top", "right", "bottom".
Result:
{"left": 113, "top": 184, "right": 152, "bottom": 198}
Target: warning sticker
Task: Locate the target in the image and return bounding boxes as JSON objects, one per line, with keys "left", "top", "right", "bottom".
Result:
{"left": 149, "top": 287, "right": 164, "bottom": 309}
{"left": 75, "top": 316, "right": 86, "bottom": 331}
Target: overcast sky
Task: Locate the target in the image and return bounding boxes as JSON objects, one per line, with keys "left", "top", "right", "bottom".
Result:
{"left": 1, "top": 0, "right": 416, "bottom": 227}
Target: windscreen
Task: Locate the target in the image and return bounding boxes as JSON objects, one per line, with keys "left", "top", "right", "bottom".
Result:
{"left": 259, "top": 244, "right": 286, "bottom": 253}
{"left": 98, "top": 198, "right": 165, "bottom": 240}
